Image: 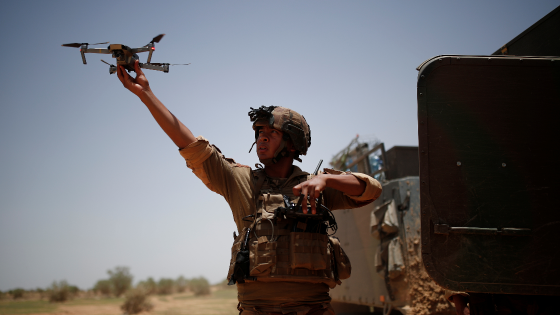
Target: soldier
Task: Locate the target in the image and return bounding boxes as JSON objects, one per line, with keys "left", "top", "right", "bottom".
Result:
{"left": 117, "top": 61, "right": 382, "bottom": 315}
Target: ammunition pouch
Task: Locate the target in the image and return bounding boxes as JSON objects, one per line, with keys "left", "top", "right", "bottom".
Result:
{"left": 247, "top": 223, "right": 337, "bottom": 288}
{"left": 227, "top": 210, "right": 349, "bottom": 288}
{"left": 289, "top": 232, "right": 329, "bottom": 270}
{"left": 250, "top": 234, "right": 278, "bottom": 277}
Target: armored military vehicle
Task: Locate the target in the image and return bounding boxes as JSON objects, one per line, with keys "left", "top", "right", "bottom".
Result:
{"left": 328, "top": 138, "right": 455, "bottom": 315}
{"left": 418, "top": 5, "right": 559, "bottom": 314}
{"left": 330, "top": 5, "right": 559, "bottom": 314}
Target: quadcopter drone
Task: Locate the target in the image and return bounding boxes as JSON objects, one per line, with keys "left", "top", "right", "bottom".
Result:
{"left": 62, "top": 34, "right": 189, "bottom": 74}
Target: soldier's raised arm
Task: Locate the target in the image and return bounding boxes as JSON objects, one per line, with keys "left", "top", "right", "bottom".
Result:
{"left": 117, "top": 60, "right": 196, "bottom": 149}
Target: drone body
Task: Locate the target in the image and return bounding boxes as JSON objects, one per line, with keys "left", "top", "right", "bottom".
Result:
{"left": 62, "top": 34, "right": 189, "bottom": 74}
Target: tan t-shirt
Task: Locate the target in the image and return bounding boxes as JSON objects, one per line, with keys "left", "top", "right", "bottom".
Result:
{"left": 179, "top": 136, "right": 382, "bottom": 309}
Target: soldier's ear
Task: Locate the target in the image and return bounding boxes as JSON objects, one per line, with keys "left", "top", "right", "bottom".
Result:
{"left": 286, "top": 139, "right": 297, "bottom": 153}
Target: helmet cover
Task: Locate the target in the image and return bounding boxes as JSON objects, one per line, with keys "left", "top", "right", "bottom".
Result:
{"left": 248, "top": 106, "right": 311, "bottom": 162}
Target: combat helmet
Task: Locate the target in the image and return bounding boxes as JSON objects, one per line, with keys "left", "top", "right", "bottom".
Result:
{"left": 248, "top": 105, "right": 311, "bottom": 165}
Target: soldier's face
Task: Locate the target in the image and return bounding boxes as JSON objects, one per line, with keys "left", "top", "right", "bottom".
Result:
{"left": 256, "top": 125, "right": 284, "bottom": 160}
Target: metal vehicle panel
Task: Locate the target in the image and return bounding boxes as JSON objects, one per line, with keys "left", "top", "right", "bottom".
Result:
{"left": 417, "top": 55, "right": 560, "bottom": 295}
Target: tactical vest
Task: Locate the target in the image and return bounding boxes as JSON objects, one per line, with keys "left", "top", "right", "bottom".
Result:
{"left": 227, "top": 169, "right": 340, "bottom": 288}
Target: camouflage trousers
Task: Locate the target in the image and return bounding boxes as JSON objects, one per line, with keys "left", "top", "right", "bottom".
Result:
{"left": 238, "top": 302, "right": 335, "bottom": 315}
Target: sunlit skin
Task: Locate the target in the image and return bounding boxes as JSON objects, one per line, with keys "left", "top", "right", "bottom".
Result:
{"left": 117, "top": 61, "right": 196, "bottom": 148}
{"left": 256, "top": 126, "right": 285, "bottom": 161}
{"left": 117, "top": 60, "right": 366, "bottom": 214}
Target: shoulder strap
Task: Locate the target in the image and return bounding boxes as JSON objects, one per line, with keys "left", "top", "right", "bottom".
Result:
{"left": 252, "top": 169, "right": 267, "bottom": 199}
{"left": 251, "top": 169, "right": 267, "bottom": 214}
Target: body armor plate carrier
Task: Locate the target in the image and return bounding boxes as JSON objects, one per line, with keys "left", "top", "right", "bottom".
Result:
{"left": 227, "top": 169, "right": 350, "bottom": 288}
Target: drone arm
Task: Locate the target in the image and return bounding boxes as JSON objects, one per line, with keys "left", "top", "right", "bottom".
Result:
{"left": 80, "top": 48, "right": 111, "bottom": 65}
{"left": 131, "top": 47, "right": 150, "bottom": 53}
{"left": 81, "top": 48, "right": 111, "bottom": 54}
{"left": 131, "top": 44, "right": 153, "bottom": 62}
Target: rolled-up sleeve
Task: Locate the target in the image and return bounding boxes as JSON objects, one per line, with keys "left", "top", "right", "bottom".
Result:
{"left": 179, "top": 136, "right": 213, "bottom": 166}
{"left": 322, "top": 168, "right": 382, "bottom": 210}
{"left": 345, "top": 172, "right": 383, "bottom": 202}
{"left": 179, "top": 136, "right": 218, "bottom": 193}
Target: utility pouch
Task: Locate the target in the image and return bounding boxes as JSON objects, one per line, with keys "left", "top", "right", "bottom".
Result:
{"left": 249, "top": 236, "right": 278, "bottom": 277}
{"left": 289, "top": 232, "right": 329, "bottom": 270}
{"left": 329, "top": 236, "right": 352, "bottom": 280}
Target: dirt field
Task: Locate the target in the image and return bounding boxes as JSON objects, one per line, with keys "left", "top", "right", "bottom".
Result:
{"left": 0, "top": 288, "right": 239, "bottom": 315}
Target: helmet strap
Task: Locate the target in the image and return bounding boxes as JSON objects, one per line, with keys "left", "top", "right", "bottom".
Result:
{"left": 248, "top": 141, "right": 257, "bottom": 153}
{"left": 259, "top": 139, "right": 290, "bottom": 166}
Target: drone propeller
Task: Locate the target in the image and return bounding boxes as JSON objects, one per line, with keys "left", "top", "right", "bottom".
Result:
{"left": 62, "top": 41, "right": 109, "bottom": 48}
{"left": 150, "top": 34, "right": 165, "bottom": 44}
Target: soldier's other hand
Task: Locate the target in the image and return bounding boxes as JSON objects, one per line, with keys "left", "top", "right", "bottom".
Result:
{"left": 117, "top": 60, "right": 151, "bottom": 98}
{"left": 293, "top": 174, "right": 327, "bottom": 214}
{"left": 452, "top": 295, "right": 470, "bottom": 315}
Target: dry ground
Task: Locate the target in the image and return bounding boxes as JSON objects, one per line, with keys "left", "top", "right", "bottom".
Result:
{"left": 0, "top": 288, "right": 239, "bottom": 315}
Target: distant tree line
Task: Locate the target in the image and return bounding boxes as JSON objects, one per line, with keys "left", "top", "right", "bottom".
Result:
{"left": 0, "top": 281, "right": 80, "bottom": 302}
{"left": 91, "top": 267, "right": 211, "bottom": 297}
{"left": 1, "top": 266, "right": 214, "bottom": 314}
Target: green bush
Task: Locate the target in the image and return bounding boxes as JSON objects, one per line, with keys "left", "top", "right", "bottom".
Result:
{"left": 93, "top": 279, "right": 112, "bottom": 296}
{"left": 108, "top": 266, "right": 133, "bottom": 297}
{"left": 189, "top": 277, "right": 210, "bottom": 296}
{"left": 68, "top": 285, "right": 80, "bottom": 295}
{"left": 136, "top": 277, "right": 156, "bottom": 295}
{"left": 10, "top": 288, "right": 25, "bottom": 299}
{"left": 48, "top": 280, "right": 71, "bottom": 303}
{"left": 35, "top": 287, "right": 45, "bottom": 298}
{"left": 157, "top": 278, "right": 174, "bottom": 295}
{"left": 175, "top": 276, "right": 188, "bottom": 293}
{"left": 120, "top": 288, "right": 153, "bottom": 314}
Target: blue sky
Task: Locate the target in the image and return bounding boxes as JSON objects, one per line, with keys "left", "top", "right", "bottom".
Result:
{"left": 1, "top": 0, "right": 558, "bottom": 291}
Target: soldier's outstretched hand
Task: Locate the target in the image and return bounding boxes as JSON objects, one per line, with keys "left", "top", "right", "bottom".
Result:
{"left": 117, "top": 60, "right": 151, "bottom": 98}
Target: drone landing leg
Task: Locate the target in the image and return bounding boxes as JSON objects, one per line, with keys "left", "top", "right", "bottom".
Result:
{"left": 80, "top": 45, "right": 87, "bottom": 64}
